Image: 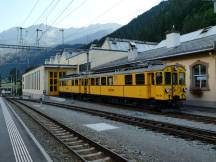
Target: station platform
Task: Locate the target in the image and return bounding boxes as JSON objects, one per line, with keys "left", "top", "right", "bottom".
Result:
{"left": 0, "top": 97, "right": 51, "bottom": 162}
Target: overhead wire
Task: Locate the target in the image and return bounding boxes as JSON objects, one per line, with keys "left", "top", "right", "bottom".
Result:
{"left": 50, "top": 0, "right": 75, "bottom": 25}
{"left": 39, "top": 0, "right": 75, "bottom": 42}
{"left": 22, "top": 0, "right": 40, "bottom": 26}
{"left": 27, "top": 0, "right": 57, "bottom": 44}
{"left": 64, "top": 0, "right": 123, "bottom": 42}
{"left": 55, "top": 0, "right": 89, "bottom": 25}
{"left": 32, "top": 0, "right": 56, "bottom": 25}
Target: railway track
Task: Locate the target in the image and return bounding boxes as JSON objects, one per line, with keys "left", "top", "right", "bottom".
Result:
{"left": 82, "top": 100, "right": 216, "bottom": 125}
{"left": 7, "top": 99, "right": 129, "bottom": 162}
{"left": 15, "top": 98, "right": 216, "bottom": 146}
{"left": 19, "top": 98, "right": 216, "bottom": 125}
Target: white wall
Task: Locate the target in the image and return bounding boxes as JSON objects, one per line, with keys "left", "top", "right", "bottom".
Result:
{"left": 22, "top": 66, "right": 45, "bottom": 98}
{"left": 89, "top": 49, "right": 127, "bottom": 68}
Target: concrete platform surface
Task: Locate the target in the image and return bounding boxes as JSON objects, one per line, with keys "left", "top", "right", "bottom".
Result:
{"left": 24, "top": 100, "right": 216, "bottom": 162}
{"left": 0, "top": 97, "right": 51, "bottom": 162}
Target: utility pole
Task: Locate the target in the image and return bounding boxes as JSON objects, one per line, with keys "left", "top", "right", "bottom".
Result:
{"left": 36, "top": 28, "right": 42, "bottom": 47}
{"left": 16, "top": 27, "right": 25, "bottom": 96}
{"left": 59, "top": 29, "right": 64, "bottom": 45}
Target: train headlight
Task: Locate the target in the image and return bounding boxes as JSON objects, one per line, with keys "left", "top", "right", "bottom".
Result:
{"left": 165, "top": 88, "right": 171, "bottom": 93}
{"left": 183, "top": 88, "right": 187, "bottom": 92}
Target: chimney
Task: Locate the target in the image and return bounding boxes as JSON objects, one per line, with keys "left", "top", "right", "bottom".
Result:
{"left": 44, "top": 59, "right": 49, "bottom": 64}
{"left": 128, "top": 41, "right": 138, "bottom": 61}
{"left": 166, "top": 32, "right": 180, "bottom": 48}
{"left": 50, "top": 56, "right": 55, "bottom": 64}
{"left": 55, "top": 54, "right": 61, "bottom": 64}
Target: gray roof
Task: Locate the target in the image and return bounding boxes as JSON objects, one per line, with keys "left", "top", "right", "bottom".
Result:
{"left": 93, "top": 33, "right": 216, "bottom": 71}
{"left": 106, "top": 37, "right": 157, "bottom": 52}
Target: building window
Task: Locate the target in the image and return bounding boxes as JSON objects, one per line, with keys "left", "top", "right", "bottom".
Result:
{"left": 192, "top": 64, "right": 208, "bottom": 89}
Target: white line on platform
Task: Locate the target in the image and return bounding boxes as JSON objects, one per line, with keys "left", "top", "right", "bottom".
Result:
{"left": 0, "top": 98, "right": 33, "bottom": 162}
{"left": 6, "top": 101, "right": 53, "bottom": 162}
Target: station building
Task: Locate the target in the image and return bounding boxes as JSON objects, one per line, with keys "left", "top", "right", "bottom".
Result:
{"left": 22, "top": 26, "right": 216, "bottom": 108}
{"left": 93, "top": 26, "right": 216, "bottom": 108}
{"left": 45, "top": 38, "right": 157, "bottom": 73}
{"left": 22, "top": 64, "right": 76, "bottom": 99}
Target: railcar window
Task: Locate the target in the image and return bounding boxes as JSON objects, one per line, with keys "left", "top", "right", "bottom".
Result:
{"left": 165, "top": 72, "right": 171, "bottom": 85}
{"left": 179, "top": 72, "right": 185, "bottom": 85}
{"left": 151, "top": 73, "right": 155, "bottom": 85}
{"left": 96, "top": 78, "right": 100, "bottom": 85}
{"left": 75, "top": 80, "right": 78, "bottom": 86}
{"left": 107, "top": 76, "right": 113, "bottom": 85}
{"left": 101, "top": 77, "right": 106, "bottom": 85}
{"left": 125, "top": 75, "right": 132, "bottom": 85}
{"left": 91, "top": 78, "right": 95, "bottom": 85}
{"left": 63, "top": 81, "right": 66, "bottom": 86}
{"left": 156, "top": 72, "right": 163, "bottom": 85}
{"left": 136, "top": 74, "right": 145, "bottom": 85}
{"left": 172, "top": 73, "right": 178, "bottom": 85}
{"left": 72, "top": 80, "right": 74, "bottom": 86}
{"left": 85, "top": 79, "right": 88, "bottom": 86}
{"left": 59, "top": 72, "right": 62, "bottom": 78}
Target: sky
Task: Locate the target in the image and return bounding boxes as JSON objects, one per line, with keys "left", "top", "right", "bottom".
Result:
{"left": 0, "top": 0, "right": 162, "bottom": 32}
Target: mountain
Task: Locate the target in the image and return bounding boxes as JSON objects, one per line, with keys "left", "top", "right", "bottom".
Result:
{"left": 0, "top": 23, "right": 121, "bottom": 47}
{"left": 107, "top": 0, "right": 216, "bottom": 42}
{"left": 0, "top": 23, "right": 121, "bottom": 79}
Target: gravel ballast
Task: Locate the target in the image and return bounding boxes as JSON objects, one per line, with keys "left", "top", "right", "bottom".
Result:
{"left": 23, "top": 100, "right": 216, "bottom": 162}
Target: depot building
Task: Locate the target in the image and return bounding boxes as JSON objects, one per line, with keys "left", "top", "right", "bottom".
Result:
{"left": 22, "top": 64, "right": 76, "bottom": 99}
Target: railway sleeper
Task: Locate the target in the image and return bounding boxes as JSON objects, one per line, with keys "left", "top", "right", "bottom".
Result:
{"left": 54, "top": 132, "right": 71, "bottom": 136}
{"left": 82, "top": 151, "right": 103, "bottom": 159}
{"left": 76, "top": 147, "right": 95, "bottom": 154}
{"left": 66, "top": 137, "right": 79, "bottom": 142}
{"left": 58, "top": 134, "right": 74, "bottom": 138}
{"left": 61, "top": 137, "right": 78, "bottom": 142}
{"left": 88, "top": 156, "right": 111, "bottom": 162}
{"left": 66, "top": 140, "right": 83, "bottom": 145}
{"left": 69, "top": 143, "right": 89, "bottom": 149}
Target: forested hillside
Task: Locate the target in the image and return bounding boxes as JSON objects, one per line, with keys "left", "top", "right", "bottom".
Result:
{"left": 108, "top": 0, "right": 216, "bottom": 42}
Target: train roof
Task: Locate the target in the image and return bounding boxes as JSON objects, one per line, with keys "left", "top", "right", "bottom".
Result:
{"left": 60, "top": 64, "right": 184, "bottom": 81}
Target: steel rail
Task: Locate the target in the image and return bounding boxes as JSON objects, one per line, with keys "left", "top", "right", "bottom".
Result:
{"left": 16, "top": 98, "right": 216, "bottom": 146}
{"left": 8, "top": 99, "right": 129, "bottom": 162}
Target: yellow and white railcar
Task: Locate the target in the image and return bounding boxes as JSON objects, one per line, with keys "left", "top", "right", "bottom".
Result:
{"left": 59, "top": 65, "right": 186, "bottom": 106}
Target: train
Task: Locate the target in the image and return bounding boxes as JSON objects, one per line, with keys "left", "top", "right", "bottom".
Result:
{"left": 59, "top": 64, "right": 187, "bottom": 109}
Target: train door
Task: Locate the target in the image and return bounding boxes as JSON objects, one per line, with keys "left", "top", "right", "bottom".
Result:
{"left": 171, "top": 72, "right": 178, "bottom": 99}
{"left": 48, "top": 71, "right": 58, "bottom": 96}
{"left": 84, "top": 78, "right": 88, "bottom": 94}
{"left": 147, "top": 73, "right": 155, "bottom": 99}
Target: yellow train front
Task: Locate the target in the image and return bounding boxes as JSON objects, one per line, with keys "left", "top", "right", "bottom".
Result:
{"left": 59, "top": 65, "right": 186, "bottom": 109}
